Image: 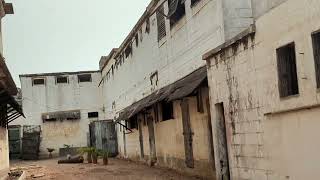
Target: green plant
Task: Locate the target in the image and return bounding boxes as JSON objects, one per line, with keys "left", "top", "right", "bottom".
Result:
{"left": 99, "top": 150, "right": 109, "bottom": 165}
{"left": 78, "top": 147, "right": 94, "bottom": 155}
{"left": 64, "top": 144, "right": 71, "bottom": 149}
{"left": 78, "top": 147, "right": 95, "bottom": 163}
{"left": 98, "top": 150, "right": 109, "bottom": 158}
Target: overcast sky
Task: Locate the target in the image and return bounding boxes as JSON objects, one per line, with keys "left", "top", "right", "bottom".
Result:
{"left": 3, "top": 0, "right": 151, "bottom": 87}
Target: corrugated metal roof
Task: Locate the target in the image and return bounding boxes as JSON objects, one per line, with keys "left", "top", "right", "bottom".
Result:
{"left": 116, "top": 66, "right": 207, "bottom": 121}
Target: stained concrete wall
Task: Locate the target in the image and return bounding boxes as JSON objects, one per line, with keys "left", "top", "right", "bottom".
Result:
{"left": 118, "top": 87, "right": 215, "bottom": 178}
{"left": 206, "top": 0, "right": 320, "bottom": 179}
{"left": 13, "top": 72, "right": 103, "bottom": 157}
{"left": 100, "top": 0, "right": 256, "bottom": 121}
{"left": 0, "top": 127, "right": 9, "bottom": 177}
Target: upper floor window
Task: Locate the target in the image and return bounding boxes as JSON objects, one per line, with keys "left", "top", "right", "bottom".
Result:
{"left": 191, "top": 0, "right": 201, "bottom": 7}
{"left": 56, "top": 76, "right": 68, "bottom": 84}
{"left": 78, "top": 74, "right": 92, "bottom": 83}
{"left": 276, "top": 42, "right": 299, "bottom": 98}
{"left": 168, "top": 0, "right": 186, "bottom": 28}
{"left": 312, "top": 30, "right": 320, "bottom": 88}
{"left": 32, "top": 78, "right": 45, "bottom": 86}
{"left": 157, "top": 5, "right": 166, "bottom": 41}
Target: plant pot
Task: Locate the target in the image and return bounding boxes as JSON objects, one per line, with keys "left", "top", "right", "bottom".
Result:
{"left": 87, "top": 152, "right": 92, "bottom": 163}
{"left": 92, "top": 154, "right": 98, "bottom": 164}
{"left": 103, "top": 157, "right": 108, "bottom": 165}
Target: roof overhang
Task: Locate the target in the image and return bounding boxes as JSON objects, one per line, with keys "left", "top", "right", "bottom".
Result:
{"left": 116, "top": 66, "right": 207, "bottom": 122}
{"left": 0, "top": 54, "right": 18, "bottom": 95}
{"left": 0, "top": 89, "right": 25, "bottom": 127}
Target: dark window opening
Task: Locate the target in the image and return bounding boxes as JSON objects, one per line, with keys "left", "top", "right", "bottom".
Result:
{"left": 276, "top": 42, "right": 299, "bottom": 98}
{"left": 43, "top": 118, "right": 57, "bottom": 122}
{"left": 135, "top": 34, "right": 139, "bottom": 47}
{"left": 191, "top": 0, "right": 201, "bottom": 7}
{"left": 125, "top": 44, "right": 132, "bottom": 58}
{"left": 157, "top": 5, "right": 166, "bottom": 41}
{"left": 146, "top": 18, "right": 150, "bottom": 34}
{"left": 78, "top": 74, "right": 92, "bottom": 83}
{"left": 88, "top": 112, "right": 99, "bottom": 118}
{"left": 33, "top": 78, "right": 45, "bottom": 85}
{"left": 128, "top": 115, "right": 138, "bottom": 129}
{"left": 312, "top": 31, "right": 320, "bottom": 88}
{"left": 168, "top": 0, "right": 186, "bottom": 28}
{"left": 161, "top": 101, "right": 174, "bottom": 121}
{"left": 56, "top": 76, "right": 68, "bottom": 84}
{"left": 66, "top": 117, "right": 78, "bottom": 120}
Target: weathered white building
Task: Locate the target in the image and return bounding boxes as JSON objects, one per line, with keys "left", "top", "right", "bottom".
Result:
{"left": 13, "top": 71, "right": 103, "bottom": 157}
{"left": 98, "top": 0, "right": 269, "bottom": 178}
{"left": 0, "top": 1, "right": 24, "bottom": 179}
{"left": 203, "top": 0, "right": 320, "bottom": 179}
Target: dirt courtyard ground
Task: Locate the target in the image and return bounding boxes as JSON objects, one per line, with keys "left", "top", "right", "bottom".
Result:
{"left": 10, "top": 158, "right": 205, "bottom": 180}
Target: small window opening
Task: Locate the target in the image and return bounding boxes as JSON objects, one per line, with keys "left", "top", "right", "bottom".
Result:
{"left": 146, "top": 18, "right": 150, "bottom": 34}
{"left": 33, "top": 78, "right": 45, "bottom": 85}
{"left": 276, "top": 42, "right": 299, "bottom": 98}
{"left": 78, "top": 74, "right": 92, "bottom": 83}
{"left": 168, "top": 0, "right": 186, "bottom": 28}
{"left": 312, "top": 31, "right": 320, "bottom": 88}
{"left": 128, "top": 115, "right": 138, "bottom": 129}
{"left": 161, "top": 101, "right": 174, "bottom": 121}
{"left": 88, "top": 112, "right": 99, "bottom": 118}
{"left": 135, "top": 34, "right": 139, "bottom": 47}
{"left": 56, "top": 76, "right": 68, "bottom": 84}
{"left": 156, "top": 5, "right": 166, "bottom": 41}
{"left": 124, "top": 44, "right": 132, "bottom": 58}
{"left": 44, "top": 118, "right": 57, "bottom": 122}
{"left": 191, "top": 0, "right": 201, "bottom": 7}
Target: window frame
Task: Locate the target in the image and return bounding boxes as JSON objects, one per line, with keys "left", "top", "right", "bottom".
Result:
{"left": 312, "top": 30, "right": 320, "bottom": 88}
{"left": 78, "top": 74, "right": 92, "bottom": 83}
{"left": 276, "top": 42, "right": 299, "bottom": 98}
{"left": 88, "top": 112, "right": 99, "bottom": 118}
{"left": 56, "top": 76, "right": 69, "bottom": 84}
{"left": 191, "top": 0, "right": 201, "bottom": 7}
{"left": 161, "top": 101, "right": 174, "bottom": 121}
{"left": 156, "top": 5, "right": 166, "bottom": 42}
{"left": 168, "top": 0, "right": 186, "bottom": 28}
{"left": 32, "top": 78, "right": 46, "bottom": 86}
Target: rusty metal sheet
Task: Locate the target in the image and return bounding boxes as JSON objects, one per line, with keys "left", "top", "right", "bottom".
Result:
{"left": 42, "top": 110, "right": 81, "bottom": 121}
{"left": 116, "top": 66, "right": 207, "bottom": 122}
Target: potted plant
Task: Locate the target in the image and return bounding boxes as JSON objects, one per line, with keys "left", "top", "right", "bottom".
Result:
{"left": 78, "top": 147, "right": 93, "bottom": 163}
{"left": 91, "top": 148, "right": 98, "bottom": 164}
{"left": 99, "top": 150, "right": 109, "bottom": 165}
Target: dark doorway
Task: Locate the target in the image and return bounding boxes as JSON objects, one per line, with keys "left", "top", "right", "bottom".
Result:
{"left": 215, "top": 103, "right": 230, "bottom": 180}
{"left": 146, "top": 111, "right": 157, "bottom": 165}
{"left": 181, "top": 98, "right": 194, "bottom": 168}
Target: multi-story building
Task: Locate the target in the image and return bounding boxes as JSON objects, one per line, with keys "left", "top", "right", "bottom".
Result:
{"left": 98, "top": 0, "right": 271, "bottom": 178}
{"left": 0, "top": 1, "right": 24, "bottom": 179}
{"left": 203, "top": 0, "right": 320, "bottom": 179}
{"left": 12, "top": 71, "right": 103, "bottom": 157}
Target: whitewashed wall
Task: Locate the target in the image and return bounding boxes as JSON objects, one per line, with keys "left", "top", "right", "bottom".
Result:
{"left": 206, "top": 0, "right": 320, "bottom": 179}
{"left": 101, "top": 0, "right": 255, "bottom": 120}
{"left": 13, "top": 71, "right": 103, "bottom": 156}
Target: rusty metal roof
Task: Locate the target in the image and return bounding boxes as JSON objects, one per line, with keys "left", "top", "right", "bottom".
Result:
{"left": 0, "top": 89, "right": 25, "bottom": 127}
{"left": 116, "top": 66, "right": 207, "bottom": 121}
